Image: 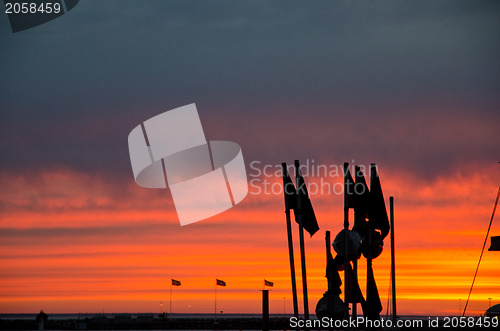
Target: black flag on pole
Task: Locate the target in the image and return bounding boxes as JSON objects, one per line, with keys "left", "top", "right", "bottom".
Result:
{"left": 346, "top": 261, "right": 365, "bottom": 304}
{"left": 345, "top": 168, "right": 355, "bottom": 209}
{"left": 282, "top": 165, "right": 297, "bottom": 211}
{"left": 369, "top": 164, "right": 390, "bottom": 239}
{"left": 295, "top": 169, "right": 319, "bottom": 237}
{"left": 352, "top": 166, "right": 369, "bottom": 238}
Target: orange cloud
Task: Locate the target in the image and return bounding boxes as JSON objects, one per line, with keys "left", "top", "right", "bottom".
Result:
{"left": 1, "top": 166, "right": 499, "bottom": 315}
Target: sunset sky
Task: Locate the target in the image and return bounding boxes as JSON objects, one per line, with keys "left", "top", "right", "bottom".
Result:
{"left": 1, "top": 1, "right": 499, "bottom": 316}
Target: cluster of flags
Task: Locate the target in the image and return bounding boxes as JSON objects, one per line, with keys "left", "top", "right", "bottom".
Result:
{"left": 169, "top": 278, "right": 274, "bottom": 288}
{"left": 282, "top": 165, "right": 319, "bottom": 236}
{"left": 281, "top": 161, "right": 320, "bottom": 319}
{"left": 282, "top": 161, "right": 391, "bottom": 321}
{"left": 343, "top": 164, "right": 390, "bottom": 319}
{"left": 346, "top": 165, "right": 390, "bottom": 241}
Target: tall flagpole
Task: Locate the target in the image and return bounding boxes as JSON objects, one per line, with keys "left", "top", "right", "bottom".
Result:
{"left": 214, "top": 280, "right": 217, "bottom": 320}
{"left": 352, "top": 165, "right": 360, "bottom": 320}
{"left": 282, "top": 163, "right": 299, "bottom": 318}
{"left": 295, "top": 160, "right": 309, "bottom": 319}
{"left": 352, "top": 258, "right": 357, "bottom": 318}
{"left": 390, "top": 197, "right": 397, "bottom": 323}
{"left": 343, "top": 162, "right": 350, "bottom": 318}
{"left": 367, "top": 163, "right": 378, "bottom": 321}
{"left": 170, "top": 280, "right": 173, "bottom": 316}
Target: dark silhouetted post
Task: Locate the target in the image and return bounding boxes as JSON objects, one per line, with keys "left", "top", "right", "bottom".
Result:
{"left": 295, "top": 160, "right": 309, "bottom": 319}
{"left": 262, "top": 290, "right": 269, "bottom": 331}
{"left": 343, "top": 162, "right": 350, "bottom": 318}
{"left": 367, "top": 164, "right": 375, "bottom": 322}
{"left": 352, "top": 166, "right": 358, "bottom": 320}
{"left": 390, "top": 196, "right": 397, "bottom": 324}
{"left": 282, "top": 163, "right": 299, "bottom": 318}
{"left": 36, "top": 310, "right": 47, "bottom": 331}
{"left": 352, "top": 258, "right": 357, "bottom": 318}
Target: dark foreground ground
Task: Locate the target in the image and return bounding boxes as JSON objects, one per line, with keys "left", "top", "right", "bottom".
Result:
{"left": 1, "top": 315, "right": 288, "bottom": 330}
{"left": 1, "top": 315, "right": 497, "bottom": 330}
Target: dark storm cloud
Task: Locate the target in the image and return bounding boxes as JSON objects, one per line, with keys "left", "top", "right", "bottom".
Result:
{"left": 0, "top": 0, "right": 499, "bottom": 179}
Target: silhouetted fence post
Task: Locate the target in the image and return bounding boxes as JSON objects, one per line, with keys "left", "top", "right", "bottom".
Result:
{"left": 390, "top": 197, "right": 397, "bottom": 325}
{"left": 343, "top": 162, "right": 350, "bottom": 319}
{"left": 262, "top": 290, "right": 269, "bottom": 331}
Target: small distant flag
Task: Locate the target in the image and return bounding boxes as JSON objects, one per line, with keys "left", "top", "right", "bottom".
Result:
{"left": 216, "top": 279, "right": 226, "bottom": 286}
{"left": 264, "top": 279, "right": 274, "bottom": 287}
{"left": 171, "top": 279, "right": 181, "bottom": 286}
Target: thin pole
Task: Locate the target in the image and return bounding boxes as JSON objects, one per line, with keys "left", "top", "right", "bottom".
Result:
{"left": 343, "top": 162, "right": 350, "bottom": 318}
{"left": 284, "top": 297, "right": 286, "bottom": 317}
{"left": 390, "top": 196, "right": 397, "bottom": 323}
{"left": 286, "top": 210, "right": 299, "bottom": 318}
{"left": 352, "top": 165, "right": 360, "bottom": 320}
{"left": 366, "top": 164, "right": 376, "bottom": 320}
{"left": 386, "top": 276, "right": 391, "bottom": 319}
{"left": 463, "top": 186, "right": 500, "bottom": 316}
{"left": 214, "top": 280, "right": 217, "bottom": 320}
{"left": 298, "top": 224, "right": 309, "bottom": 318}
{"left": 352, "top": 259, "right": 357, "bottom": 319}
{"left": 295, "top": 160, "right": 309, "bottom": 319}
{"left": 282, "top": 163, "right": 299, "bottom": 318}
{"left": 170, "top": 281, "right": 173, "bottom": 315}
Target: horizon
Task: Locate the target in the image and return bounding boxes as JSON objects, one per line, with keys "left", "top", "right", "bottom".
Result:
{"left": 1, "top": 0, "right": 499, "bottom": 318}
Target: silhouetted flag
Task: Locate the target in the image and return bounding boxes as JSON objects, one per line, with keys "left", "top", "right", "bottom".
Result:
{"left": 326, "top": 250, "right": 342, "bottom": 295}
{"left": 171, "top": 279, "right": 181, "bottom": 286}
{"left": 489, "top": 236, "right": 500, "bottom": 251}
{"left": 346, "top": 262, "right": 365, "bottom": 304}
{"left": 368, "top": 165, "right": 390, "bottom": 239}
{"left": 295, "top": 169, "right": 320, "bottom": 236}
{"left": 352, "top": 166, "right": 369, "bottom": 237}
{"left": 366, "top": 263, "right": 383, "bottom": 319}
{"left": 264, "top": 280, "right": 274, "bottom": 287}
{"left": 282, "top": 164, "right": 297, "bottom": 211}
{"left": 345, "top": 168, "right": 355, "bottom": 209}
{"left": 216, "top": 279, "right": 226, "bottom": 286}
